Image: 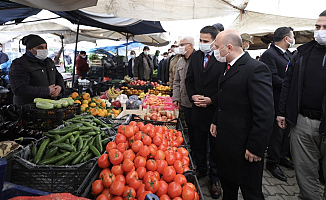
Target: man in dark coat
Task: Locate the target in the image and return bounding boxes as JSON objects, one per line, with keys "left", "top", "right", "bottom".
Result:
{"left": 185, "top": 25, "right": 223, "bottom": 199}
{"left": 161, "top": 44, "right": 177, "bottom": 84}
{"left": 134, "top": 46, "right": 153, "bottom": 81}
{"left": 9, "top": 34, "right": 64, "bottom": 106}
{"left": 260, "top": 26, "right": 295, "bottom": 182}
{"left": 277, "top": 10, "right": 326, "bottom": 199}
{"left": 76, "top": 51, "right": 89, "bottom": 79}
{"left": 0, "top": 43, "right": 9, "bottom": 64}
{"left": 126, "top": 50, "right": 136, "bottom": 77}
{"left": 210, "top": 29, "right": 274, "bottom": 200}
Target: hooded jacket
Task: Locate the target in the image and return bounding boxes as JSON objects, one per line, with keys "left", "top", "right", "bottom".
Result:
{"left": 76, "top": 55, "right": 89, "bottom": 76}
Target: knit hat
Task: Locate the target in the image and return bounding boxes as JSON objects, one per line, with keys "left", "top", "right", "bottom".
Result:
{"left": 240, "top": 33, "right": 254, "bottom": 44}
{"left": 22, "top": 34, "right": 47, "bottom": 50}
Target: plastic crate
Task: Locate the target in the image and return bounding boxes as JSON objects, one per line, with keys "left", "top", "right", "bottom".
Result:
{"left": 4, "top": 136, "right": 100, "bottom": 194}
{"left": 1, "top": 182, "right": 51, "bottom": 200}
{"left": 76, "top": 165, "right": 204, "bottom": 200}
{"left": 99, "top": 114, "right": 132, "bottom": 129}
{"left": 131, "top": 114, "right": 183, "bottom": 132}
{"left": 21, "top": 103, "right": 81, "bottom": 130}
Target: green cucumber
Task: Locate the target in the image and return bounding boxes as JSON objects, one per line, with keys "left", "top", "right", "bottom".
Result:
{"left": 89, "top": 145, "right": 101, "bottom": 157}
{"left": 93, "top": 118, "right": 109, "bottom": 128}
{"left": 79, "top": 126, "right": 93, "bottom": 132}
{"left": 50, "top": 143, "right": 75, "bottom": 152}
{"left": 31, "top": 144, "right": 38, "bottom": 158}
{"left": 81, "top": 152, "right": 94, "bottom": 163}
{"left": 39, "top": 152, "right": 70, "bottom": 165}
{"left": 101, "top": 138, "right": 110, "bottom": 147}
{"left": 55, "top": 151, "right": 79, "bottom": 166}
{"left": 33, "top": 138, "right": 51, "bottom": 164}
{"left": 61, "top": 98, "right": 74, "bottom": 106}
{"left": 36, "top": 101, "right": 54, "bottom": 110}
{"left": 77, "top": 137, "right": 83, "bottom": 151}
{"left": 85, "top": 131, "right": 97, "bottom": 136}
{"left": 95, "top": 134, "right": 103, "bottom": 153}
{"left": 48, "top": 132, "right": 73, "bottom": 146}
{"left": 42, "top": 147, "right": 59, "bottom": 160}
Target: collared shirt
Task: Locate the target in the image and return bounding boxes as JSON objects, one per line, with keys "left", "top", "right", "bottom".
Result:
{"left": 203, "top": 51, "right": 214, "bottom": 68}
{"left": 274, "top": 44, "right": 286, "bottom": 53}
{"left": 131, "top": 58, "right": 135, "bottom": 75}
{"left": 228, "top": 52, "right": 245, "bottom": 66}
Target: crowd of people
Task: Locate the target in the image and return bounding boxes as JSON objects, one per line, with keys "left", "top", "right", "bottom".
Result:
{"left": 4, "top": 8, "right": 326, "bottom": 200}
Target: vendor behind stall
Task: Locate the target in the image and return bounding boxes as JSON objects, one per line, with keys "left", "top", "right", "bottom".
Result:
{"left": 9, "top": 34, "right": 64, "bottom": 106}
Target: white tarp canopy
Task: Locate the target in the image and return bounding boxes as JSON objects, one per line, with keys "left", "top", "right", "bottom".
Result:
{"left": 10, "top": 0, "right": 98, "bottom": 11}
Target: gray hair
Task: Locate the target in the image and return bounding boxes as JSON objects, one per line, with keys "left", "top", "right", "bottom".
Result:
{"left": 179, "top": 36, "right": 195, "bottom": 46}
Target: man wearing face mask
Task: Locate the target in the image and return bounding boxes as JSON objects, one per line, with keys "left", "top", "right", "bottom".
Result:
{"left": 161, "top": 44, "right": 177, "bottom": 84}
{"left": 9, "top": 34, "right": 64, "bottom": 106}
{"left": 185, "top": 26, "right": 223, "bottom": 199}
{"left": 210, "top": 29, "right": 274, "bottom": 200}
{"left": 158, "top": 52, "right": 168, "bottom": 82}
{"left": 169, "top": 46, "right": 182, "bottom": 88}
{"left": 172, "top": 36, "right": 195, "bottom": 159}
{"left": 126, "top": 50, "right": 136, "bottom": 77}
{"left": 240, "top": 33, "right": 254, "bottom": 51}
{"left": 277, "top": 10, "right": 326, "bottom": 199}
{"left": 76, "top": 51, "right": 89, "bottom": 79}
{"left": 259, "top": 27, "right": 295, "bottom": 182}
{"left": 0, "top": 43, "right": 9, "bottom": 64}
{"left": 134, "top": 46, "right": 153, "bottom": 81}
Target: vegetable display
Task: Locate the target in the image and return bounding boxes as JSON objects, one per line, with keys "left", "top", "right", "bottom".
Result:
{"left": 91, "top": 121, "right": 199, "bottom": 200}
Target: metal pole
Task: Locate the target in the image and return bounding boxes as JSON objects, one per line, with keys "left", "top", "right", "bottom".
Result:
{"left": 72, "top": 17, "right": 80, "bottom": 86}
{"left": 125, "top": 33, "right": 129, "bottom": 76}
{"left": 61, "top": 34, "right": 66, "bottom": 69}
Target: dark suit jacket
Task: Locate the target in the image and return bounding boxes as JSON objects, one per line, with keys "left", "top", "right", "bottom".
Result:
{"left": 185, "top": 50, "right": 224, "bottom": 132}
{"left": 260, "top": 43, "right": 292, "bottom": 113}
{"left": 211, "top": 52, "right": 274, "bottom": 187}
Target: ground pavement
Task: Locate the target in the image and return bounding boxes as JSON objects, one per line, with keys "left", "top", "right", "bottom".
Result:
{"left": 198, "top": 163, "right": 325, "bottom": 200}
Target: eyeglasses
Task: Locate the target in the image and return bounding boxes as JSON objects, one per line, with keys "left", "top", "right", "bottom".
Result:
{"left": 179, "top": 43, "right": 190, "bottom": 47}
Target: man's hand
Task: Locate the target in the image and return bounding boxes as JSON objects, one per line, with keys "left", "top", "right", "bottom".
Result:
{"left": 193, "top": 95, "right": 212, "bottom": 107}
{"left": 277, "top": 116, "right": 287, "bottom": 129}
{"left": 210, "top": 124, "right": 217, "bottom": 137}
{"left": 173, "top": 101, "right": 179, "bottom": 107}
{"left": 49, "top": 84, "right": 56, "bottom": 97}
{"left": 51, "top": 85, "right": 62, "bottom": 98}
{"left": 245, "top": 149, "right": 261, "bottom": 162}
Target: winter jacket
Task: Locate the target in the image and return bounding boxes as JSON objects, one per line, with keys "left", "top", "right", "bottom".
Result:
{"left": 134, "top": 52, "right": 153, "bottom": 80}
{"left": 9, "top": 53, "right": 64, "bottom": 105}
{"left": 169, "top": 54, "right": 181, "bottom": 88}
{"left": 0, "top": 52, "right": 9, "bottom": 64}
{"left": 76, "top": 55, "right": 89, "bottom": 76}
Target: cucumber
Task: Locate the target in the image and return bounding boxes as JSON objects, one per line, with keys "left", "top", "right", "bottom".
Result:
{"left": 55, "top": 151, "right": 80, "bottom": 166}
{"left": 87, "top": 137, "right": 96, "bottom": 146}
{"left": 57, "top": 100, "right": 69, "bottom": 107}
{"left": 89, "top": 145, "right": 101, "bottom": 157}
{"left": 42, "top": 147, "right": 59, "bottom": 160}
{"left": 101, "top": 138, "right": 110, "bottom": 147}
{"left": 81, "top": 152, "right": 94, "bottom": 163}
{"left": 48, "top": 132, "right": 73, "bottom": 146}
{"left": 79, "top": 126, "right": 93, "bottom": 132}
{"left": 31, "top": 144, "right": 38, "bottom": 158}
{"left": 36, "top": 101, "right": 54, "bottom": 110}
{"left": 85, "top": 131, "right": 97, "bottom": 136}
{"left": 50, "top": 101, "right": 63, "bottom": 109}
{"left": 70, "top": 135, "right": 75, "bottom": 143}
{"left": 77, "top": 136, "right": 83, "bottom": 151}
{"left": 71, "top": 135, "right": 79, "bottom": 146}
{"left": 33, "top": 138, "right": 51, "bottom": 164}
{"left": 93, "top": 118, "right": 109, "bottom": 128}
{"left": 71, "top": 146, "right": 89, "bottom": 165}
{"left": 34, "top": 98, "right": 54, "bottom": 103}
{"left": 61, "top": 98, "right": 74, "bottom": 106}
{"left": 50, "top": 143, "right": 75, "bottom": 152}
{"left": 95, "top": 134, "right": 103, "bottom": 153}
{"left": 44, "top": 133, "right": 56, "bottom": 139}
{"left": 48, "top": 125, "right": 79, "bottom": 135}
{"left": 54, "top": 134, "right": 60, "bottom": 140}
{"left": 39, "top": 152, "right": 70, "bottom": 165}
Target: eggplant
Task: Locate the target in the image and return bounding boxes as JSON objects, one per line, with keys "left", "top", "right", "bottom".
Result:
{"left": 14, "top": 137, "right": 37, "bottom": 145}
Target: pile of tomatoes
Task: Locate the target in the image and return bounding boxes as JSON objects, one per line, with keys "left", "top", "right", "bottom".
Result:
{"left": 92, "top": 121, "right": 200, "bottom": 200}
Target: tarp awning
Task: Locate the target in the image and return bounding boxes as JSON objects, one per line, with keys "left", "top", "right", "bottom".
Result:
{"left": 10, "top": 0, "right": 98, "bottom": 11}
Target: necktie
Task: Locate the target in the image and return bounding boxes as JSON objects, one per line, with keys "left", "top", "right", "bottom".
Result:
{"left": 204, "top": 54, "right": 211, "bottom": 69}
{"left": 224, "top": 64, "right": 231, "bottom": 76}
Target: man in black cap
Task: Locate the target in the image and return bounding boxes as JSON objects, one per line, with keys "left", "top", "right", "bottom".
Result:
{"left": 9, "top": 34, "right": 64, "bottom": 105}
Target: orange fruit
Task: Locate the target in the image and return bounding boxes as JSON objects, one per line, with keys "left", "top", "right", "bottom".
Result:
{"left": 83, "top": 93, "right": 90, "bottom": 100}
{"left": 101, "top": 102, "right": 106, "bottom": 108}
{"left": 89, "top": 102, "right": 96, "bottom": 107}
{"left": 71, "top": 92, "right": 79, "bottom": 99}
{"left": 74, "top": 100, "right": 81, "bottom": 104}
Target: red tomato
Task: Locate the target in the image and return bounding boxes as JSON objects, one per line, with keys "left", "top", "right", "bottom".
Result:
{"left": 182, "top": 186, "right": 196, "bottom": 200}
{"left": 122, "top": 158, "right": 134, "bottom": 172}
{"left": 145, "top": 176, "right": 159, "bottom": 193}
{"left": 134, "top": 156, "right": 146, "bottom": 168}
{"left": 101, "top": 188, "right": 113, "bottom": 200}
{"left": 139, "top": 145, "right": 150, "bottom": 157}
{"left": 106, "top": 142, "right": 117, "bottom": 153}
{"left": 166, "top": 153, "right": 176, "bottom": 166}
{"left": 126, "top": 171, "right": 138, "bottom": 185}
{"left": 194, "top": 192, "right": 199, "bottom": 200}
{"left": 129, "top": 136, "right": 135, "bottom": 146}
{"left": 155, "top": 180, "right": 168, "bottom": 197}
{"left": 96, "top": 194, "right": 109, "bottom": 200}
{"left": 122, "top": 186, "right": 136, "bottom": 200}
{"left": 156, "top": 160, "right": 168, "bottom": 175}
{"left": 173, "top": 160, "right": 184, "bottom": 174}
{"left": 172, "top": 197, "right": 182, "bottom": 200}
{"left": 174, "top": 152, "right": 182, "bottom": 161}
{"left": 136, "top": 166, "right": 147, "bottom": 180}
{"left": 143, "top": 171, "right": 160, "bottom": 183}
{"left": 129, "top": 121, "right": 137, "bottom": 126}
{"left": 109, "top": 180, "right": 125, "bottom": 196}
{"left": 136, "top": 184, "right": 146, "bottom": 199}
{"left": 92, "top": 179, "right": 104, "bottom": 196}
{"left": 153, "top": 136, "right": 162, "bottom": 146}
{"left": 102, "top": 173, "right": 116, "bottom": 188}
{"left": 162, "top": 166, "right": 176, "bottom": 183}
{"left": 154, "top": 126, "right": 164, "bottom": 134}
{"left": 138, "top": 191, "right": 152, "bottom": 200}
{"left": 131, "top": 140, "right": 143, "bottom": 153}
{"left": 148, "top": 145, "right": 157, "bottom": 159}
{"left": 148, "top": 128, "right": 156, "bottom": 138}
{"left": 124, "top": 125, "right": 135, "bottom": 138}
{"left": 137, "top": 122, "right": 145, "bottom": 130}
{"left": 142, "top": 135, "right": 152, "bottom": 146}
{"left": 111, "top": 164, "right": 124, "bottom": 176}
{"left": 168, "top": 182, "right": 182, "bottom": 198}
{"left": 158, "top": 144, "right": 167, "bottom": 151}
{"left": 146, "top": 159, "right": 158, "bottom": 171}
{"left": 183, "top": 166, "right": 191, "bottom": 173}
{"left": 154, "top": 150, "right": 165, "bottom": 160}
{"left": 99, "top": 168, "right": 111, "bottom": 179}
{"left": 115, "top": 133, "right": 127, "bottom": 144}
{"left": 123, "top": 149, "right": 136, "bottom": 161}
{"left": 115, "top": 174, "right": 126, "bottom": 184}
{"left": 109, "top": 149, "right": 123, "bottom": 165}
{"left": 173, "top": 174, "right": 187, "bottom": 186}
{"left": 98, "top": 154, "right": 111, "bottom": 169}
{"left": 141, "top": 124, "right": 152, "bottom": 134}
{"left": 129, "top": 175, "right": 141, "bottom": 190}
{"left": 117, "top": 142, "right": 129, "bottom": 153}
{"left": 117, "top": 125, "right": 125, "bottom": 134}
{"left": 159, "top": 194, "right": 171, "bottom": 200}
{"left": 112, "top": 197, "right": 123, "bottom": 200}
{"left": 134, "top": 131, "right": 143, "bottom": 141}
{"left": 186, "top": 182, "right": 196, "bottom": 191}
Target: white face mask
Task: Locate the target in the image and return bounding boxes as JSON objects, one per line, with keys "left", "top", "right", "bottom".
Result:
{"left": 286, "top": 37, "right": 295, "bottom": 48}
{"left": 244, "top": 44, "right": 250, "bottom": 50}
{"left": 178, "top": 45, "right": 188, "bottom": 55}
{"left": 199, "top": 40, "right": 215, "bottom": 53}
{"left": 168, "top": 53, "right": 172, "bottom": 57}
{"left": 314, "top": 30, "right": 326, "bottom": 45}
{"left": 173, "top": 47, "right": 180, "bottom": 54}
{"left": 131, "top": 55, "right": 135, "bottom": 59}
{"left": 214, "top": 46, "right": 229, "bottom": 63}
{"left": 81, "top": 55, "right": 86, "bottom": 59}
{"left": 35, "top": 49, "right": 48, "bottom": 60}
{"left": 144, "top": 51, "right": 149, "bottom": 55}
{"left": 171, "top": 52, "right": 176, "bottom": 56}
